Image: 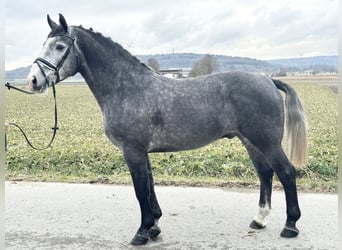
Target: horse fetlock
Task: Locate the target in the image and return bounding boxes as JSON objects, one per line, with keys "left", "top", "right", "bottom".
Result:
{"left": 148, "top": 223, "right": 161, "bottom": 239}
{"left": 154, "top": 210, "right": 162, "bottom": 220}
{"left": 289, "top": 208, "right": 301, "bottom": 222}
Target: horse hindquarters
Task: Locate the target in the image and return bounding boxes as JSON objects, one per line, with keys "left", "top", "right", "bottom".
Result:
{"left": 235, "top": 80, "right": 304, "bottom": 237}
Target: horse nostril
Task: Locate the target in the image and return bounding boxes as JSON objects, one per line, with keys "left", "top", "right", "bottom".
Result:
{"left": 28, "top": 76, "right": 38, "bottom": 90}
{"left": 31, "top": 76, "right": 37, "bottom": 85}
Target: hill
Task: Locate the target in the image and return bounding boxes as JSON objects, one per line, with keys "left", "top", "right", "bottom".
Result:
{"left": 267, "top": 56, "right": 338, "bottom": 73}
{"left": 5, "top": 54, "right": 337, "bottom": 82}
{"left": 137, "top": 53, "right": 277, "bottom": 73}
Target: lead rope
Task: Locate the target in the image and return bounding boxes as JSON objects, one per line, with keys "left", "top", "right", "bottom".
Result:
{"left": 5, "top": 82, "right": 59, "bottom": 150}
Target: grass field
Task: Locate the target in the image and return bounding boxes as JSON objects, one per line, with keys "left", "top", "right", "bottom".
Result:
{"left": 5, "top": 77, "right": 338, "bottom": 192}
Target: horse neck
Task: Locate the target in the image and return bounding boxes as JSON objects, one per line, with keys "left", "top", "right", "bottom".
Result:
{"left": 74, "top": 27, "right": 151, "bottom": 107}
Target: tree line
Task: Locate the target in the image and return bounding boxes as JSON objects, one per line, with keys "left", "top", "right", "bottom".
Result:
{"left": 147, "top": 55, "right": 337, "bottom": 77}
{"left": 148, "top": 54, "right": 217, "bottom": 77}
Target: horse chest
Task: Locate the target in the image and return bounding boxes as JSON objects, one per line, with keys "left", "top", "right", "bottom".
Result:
{"left": 102, "top": 113, "right": 126, "bottom": 150}
{"left": 102, "top": 108, "right": 150, "bottom": 150}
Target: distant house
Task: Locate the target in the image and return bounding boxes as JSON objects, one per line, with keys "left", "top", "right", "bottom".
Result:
{"left": 159, "top": 68, "right": 184, "bottom": 78}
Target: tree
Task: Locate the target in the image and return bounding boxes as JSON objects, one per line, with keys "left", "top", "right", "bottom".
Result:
{"left": 188, "top": 54, "right": 217, "bottom": 77}
{"left": 147, "top": 58, "right": 160, "bottom": 72}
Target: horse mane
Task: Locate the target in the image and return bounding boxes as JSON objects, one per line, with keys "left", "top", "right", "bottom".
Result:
{"left": 74, "top": 25, "right": 152, "bottom": 72}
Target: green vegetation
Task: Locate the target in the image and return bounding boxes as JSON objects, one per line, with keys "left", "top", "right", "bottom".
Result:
{"left": 5, "top": 81, "right": 337, "bottom": 192}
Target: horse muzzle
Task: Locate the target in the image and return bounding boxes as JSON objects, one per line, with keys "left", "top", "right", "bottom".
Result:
{"left": 27, "top": 64, "right": 50, "bottom": 93}
{"left": 27, "top": 75, "right": 48, "bottom": 93}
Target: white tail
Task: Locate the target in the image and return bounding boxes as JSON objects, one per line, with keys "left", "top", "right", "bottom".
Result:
{"left": 273, "top": 79, "right": 308, "bottom": 167}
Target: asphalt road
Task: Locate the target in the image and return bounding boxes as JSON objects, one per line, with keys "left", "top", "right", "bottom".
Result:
{"left": 5, "top": 182, "right": 338, "bottom": 250}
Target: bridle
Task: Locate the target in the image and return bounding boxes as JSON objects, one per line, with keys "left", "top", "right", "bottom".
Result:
{"left": 5, "top": 33, "right": 76, "bottom": 150}
{"left": 34, "top": 34, "right": 76, "bottom": 85}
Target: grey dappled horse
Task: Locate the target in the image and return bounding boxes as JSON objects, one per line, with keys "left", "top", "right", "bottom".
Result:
{"left": 27, "top": 14, "right": 307, "bottom": 245}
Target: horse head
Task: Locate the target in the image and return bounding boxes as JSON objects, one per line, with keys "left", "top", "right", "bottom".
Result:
{"left": 27, "top": 14, "right": 79, "bottom": 92}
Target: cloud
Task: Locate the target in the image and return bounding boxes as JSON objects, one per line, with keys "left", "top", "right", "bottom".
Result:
{"left": 5, "top": 0, "right": 338, "bottom": 70}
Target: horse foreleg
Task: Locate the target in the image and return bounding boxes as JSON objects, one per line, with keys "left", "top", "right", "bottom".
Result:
{"left": 123, "top": 147, "right": 155, "bottom": 245}
{"left": 146, "top": 158, "right": 162, "bottom": 239}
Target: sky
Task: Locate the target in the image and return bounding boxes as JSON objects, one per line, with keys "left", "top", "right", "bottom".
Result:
{"left": 5, "top": 0, "right": 338, "bottom": 70}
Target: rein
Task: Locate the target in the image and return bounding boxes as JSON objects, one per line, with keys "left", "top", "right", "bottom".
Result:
{"left": 5, "top": 33, "right": 76, "bottom": 150}
{"left": 5, "top": 81, "right": 59, "bottom": 150}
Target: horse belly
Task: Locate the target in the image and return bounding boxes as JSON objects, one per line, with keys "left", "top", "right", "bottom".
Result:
{"left": 148, "top": 136, "right": 220, "bottom": 152}
{"left": 147, "top": 89, "right": 236, "bottom": 152}
{"left": 148, "top": 114, "right": 232, "bottom": 152}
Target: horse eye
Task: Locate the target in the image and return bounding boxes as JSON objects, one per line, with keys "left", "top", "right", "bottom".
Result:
{"left": 56, "top": 44, "right": 65, "bottom": 51}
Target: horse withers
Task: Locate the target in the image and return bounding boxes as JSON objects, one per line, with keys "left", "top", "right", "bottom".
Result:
{"left": 27, "top": 14, "right": 307, "bottom": 245}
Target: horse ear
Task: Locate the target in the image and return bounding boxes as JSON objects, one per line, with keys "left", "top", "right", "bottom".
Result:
{"left": 59, "top": 13, "right": 68, "bottom": 32}
{"left": 47, "top": 14, "right": 58, "bottom": 30}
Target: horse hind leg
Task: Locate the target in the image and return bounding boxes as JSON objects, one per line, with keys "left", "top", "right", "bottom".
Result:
{"left": 239, "top": 136, "right": 273, "bottom": 230}
{"left": 241, "top": 134, "right": 301, "bottom": 238}
{"left": 272, "top": 151, "right": 301, "bottom": 238}
{"left": 250, "top": 166, "right": 273, "bottom": 230}
{"left": 268, "top": 149, "right": 300, "bottom": 238}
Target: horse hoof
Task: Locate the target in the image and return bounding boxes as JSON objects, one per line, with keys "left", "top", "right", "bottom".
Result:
{"left": 280, "top": 226, "right": 299, "bottom": 238}
{"left": 250, "top": 220, "right": 266, "bottom": 230}
{"left": 130, "top": 232, "right": 149, "bottom": 245}
{"left": 148, "top": 224, "right": 161, "bottom": 239}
